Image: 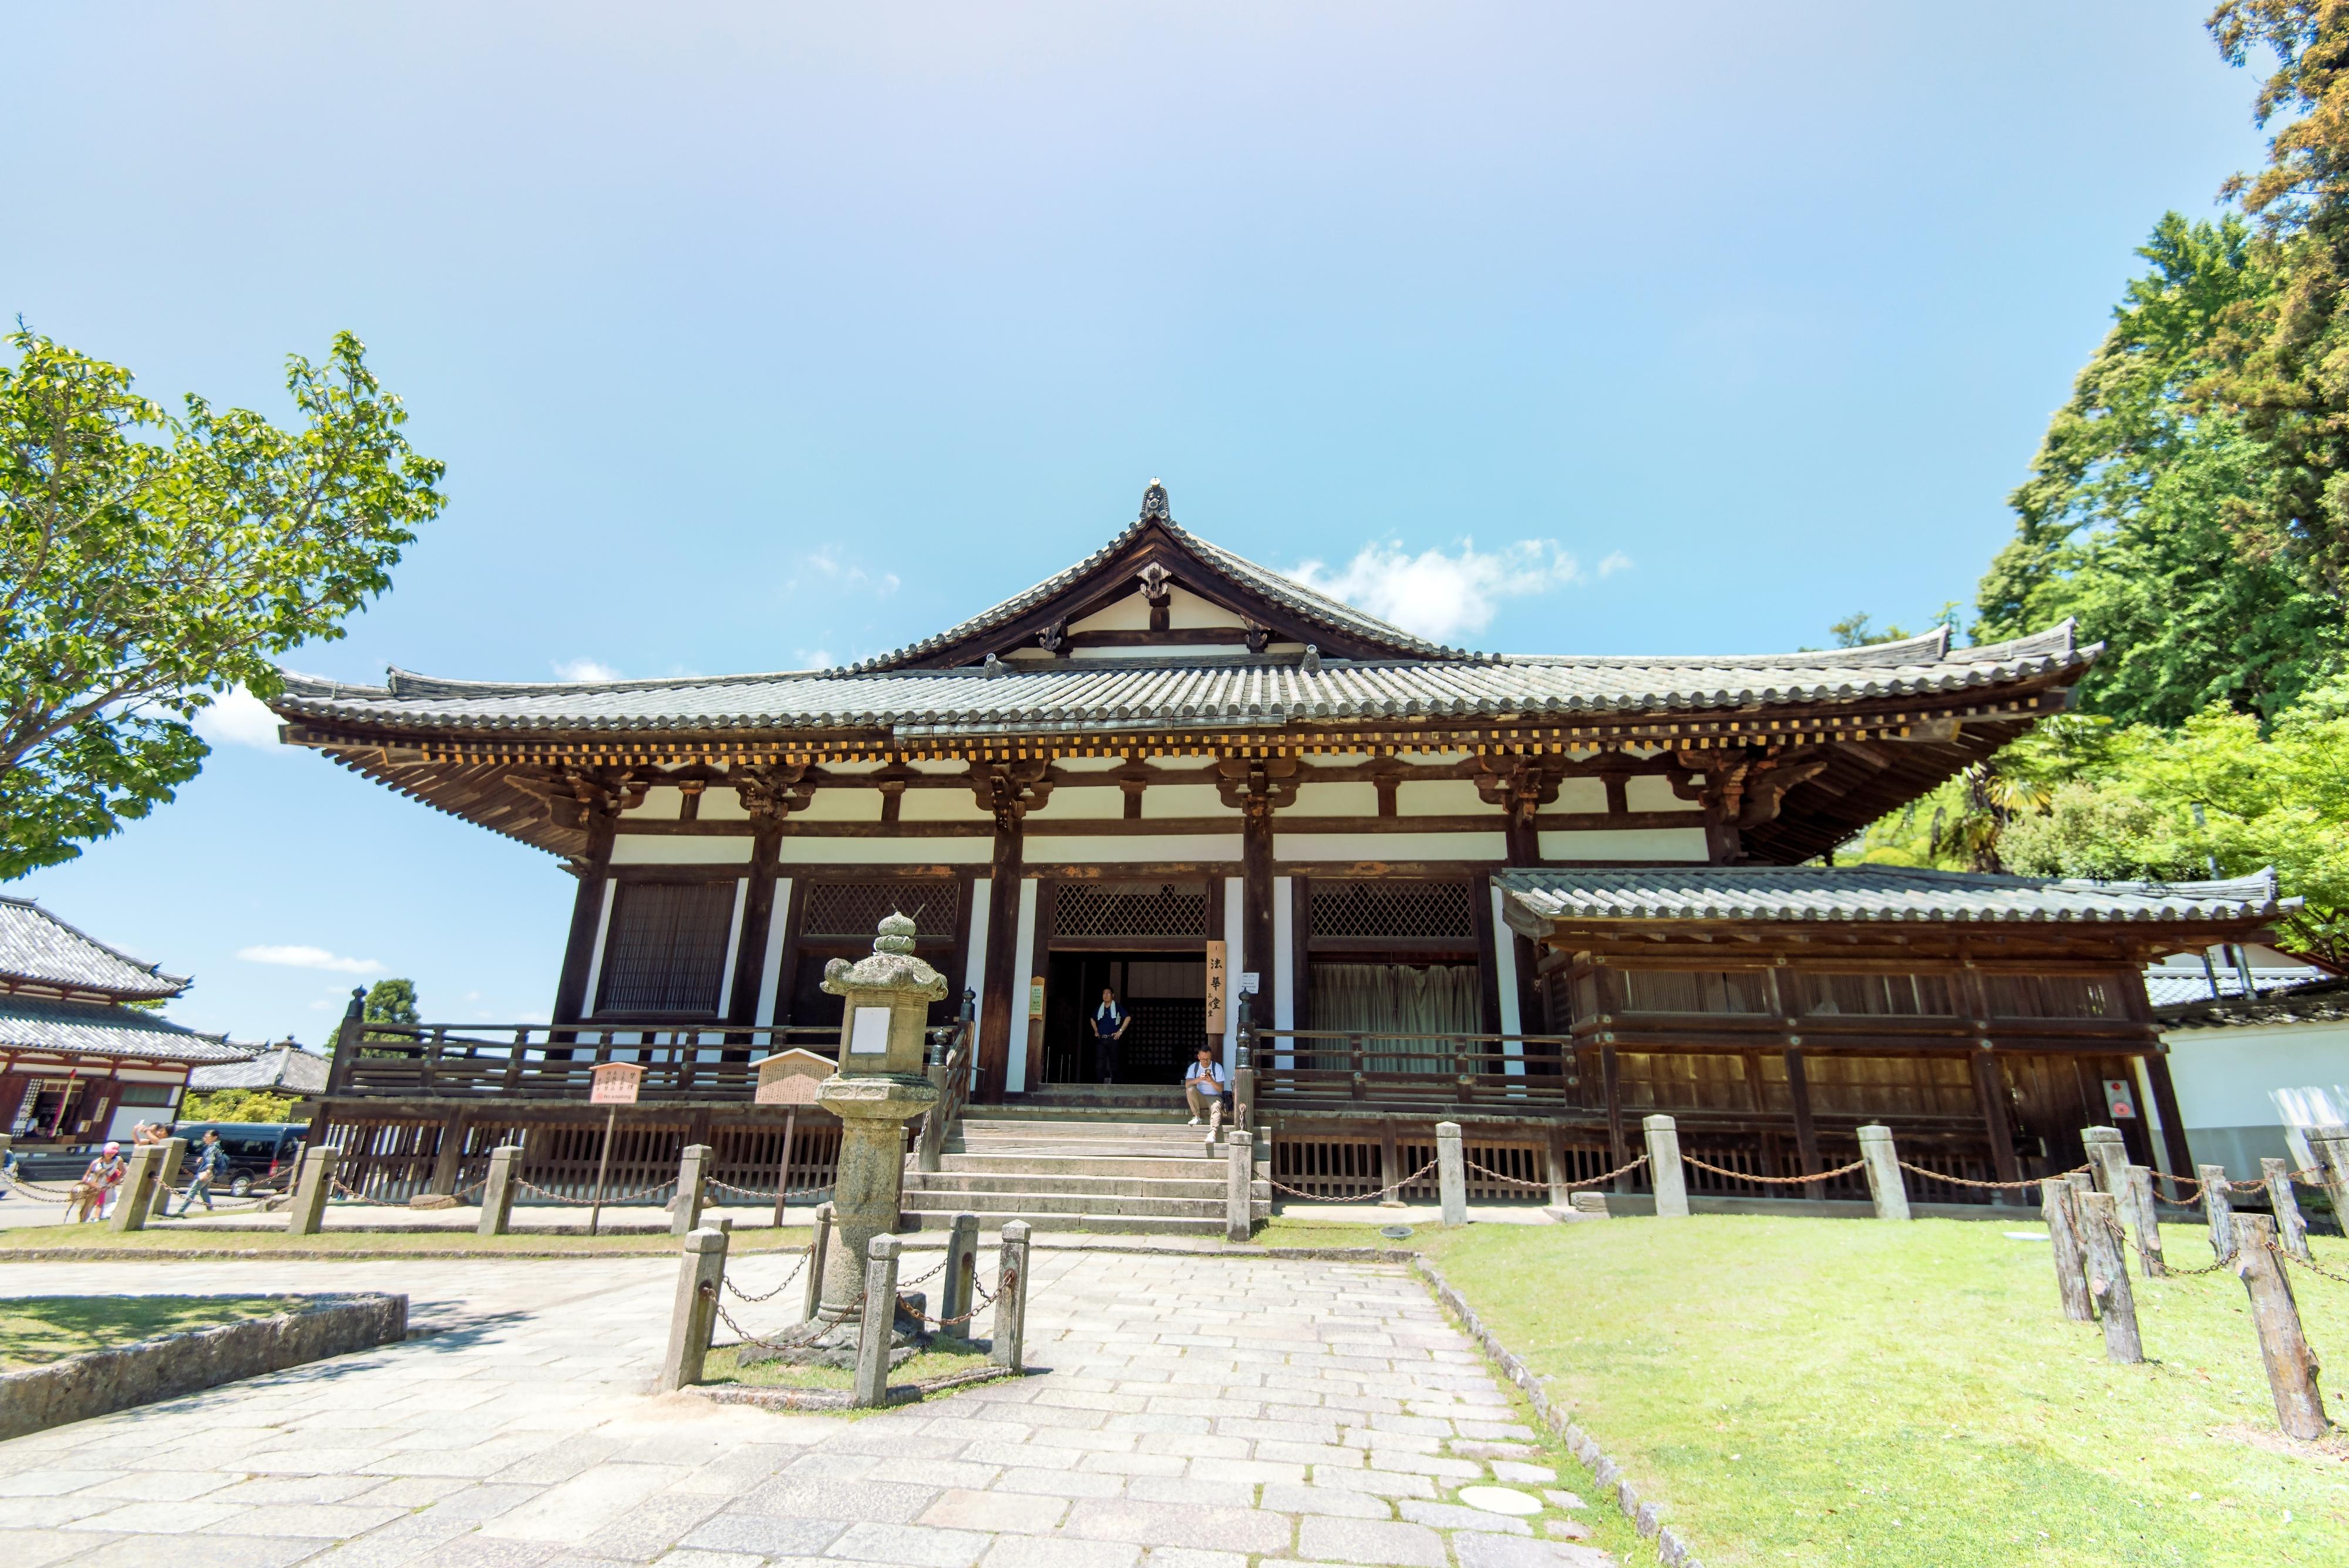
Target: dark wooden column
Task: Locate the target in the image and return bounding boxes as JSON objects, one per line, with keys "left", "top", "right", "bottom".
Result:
{"left": 1783, "top": 1045, "right": 1823, "bottom": 1196}
{"left": 1972, "top": 1047, "right": 2025, "bottom": 1194}
{"left": 2141, "top": 1051, "right": 2196, "bottom": 1179}
{"left": 977, "top": 822, "right": 1023, "bottom": 1103}
{"left": 550, "top": 805, "right": 617, "bottom": 1025}
{"left": 1219, "top": 756, "right": 1297, "bottom": 1032}
{"left": 726, "top": 813, "right": 786, "bottom": 1029}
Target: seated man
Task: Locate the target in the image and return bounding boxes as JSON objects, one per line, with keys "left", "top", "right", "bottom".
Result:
{"left": 1183, "top": 1047, "right": 1230, "bottom": 1129}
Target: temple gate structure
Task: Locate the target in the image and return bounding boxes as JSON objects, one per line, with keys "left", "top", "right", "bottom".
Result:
{"left": 270, "top": 482, "right": 2296, "bottom": 1213}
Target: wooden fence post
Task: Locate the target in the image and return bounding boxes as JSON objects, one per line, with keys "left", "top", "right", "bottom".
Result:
{"left": 655, "top": 1225, "right": 729, "bottom": 1392}
{"left": 1643, "top": 1115, "right": 1688, "bottom": 1219}
{"left": 2311, "top": 1125, "right": 2349, "bottom": 1224}
{"left": 672, "top": 1143, "right": 712, "bottom": 1237}
{"left": 110, "top": 1143, "right": 165, "bottom": 1232}
{"left": 2263, "top": 1158, "right": 2313, "bottom": 1261}
{"left": 2081, "top": 1125, "right": 2128, "bottom": 1194}
{"left": 2198, "top": 1163, "right": 2236, "bottom": 1264}
{"left": 1856, "top": 1125, "right": 1909, "bottom": 1222}
{"left": 991, "top": 1219, "right": 1031, "bottom": 1372}
{"left": 147, "top": 1138, "right": 186, "bottom": 1219}
{"left": 2042, "top": 1177, "right": 2095, "bottom": 1322}
{"left": 1226, "top": 1130, "right": 1254, "bottom": 1243}
{"left": 852, "top": 1233, "right": 902, "bottom": 1409}
{"left": 2076, "top": 1192, "right": 2143, "bottom": 1365}
{"left": 803, "top": 1202, "right": 833, "bottom": 1323}
{"left": 940, "top": 1212, "right": 980, "bottom": 1335}
{"left": 2121, "top": 1165, "right": 2166, "bottom": 1278}
{"left": 287, "top": 1147, "right": 338, "bottom": 1237}
{"left": 1436, "top": 1121, "right": 1467, "bottom": 1227}
{"left": 478, "top": 1145, "right": 522, "bottom": 1237}
{"left": 2229, "top": 1214, "right": 2330, "bottom": 1439}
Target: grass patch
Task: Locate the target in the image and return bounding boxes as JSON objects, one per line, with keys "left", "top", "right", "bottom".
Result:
{"left": 0, "top": 1224, "right": 812, "bottom": 1257}
{"left": 0, "top": 1295, "right": 304, "bottom": 1369}
{"left": 1266, "top": 1214, "right": 2349, "bottom": 1566}
{"left": 701, "top": 1337, "right": 996, "bottom": 1391}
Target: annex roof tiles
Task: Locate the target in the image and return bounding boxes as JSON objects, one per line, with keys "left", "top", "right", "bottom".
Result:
{"left": 189, "top": 1041, "right": 332, "bottom": 1093}
{"left": 0, "top": 994, "right": 244, "bottom": 1064}
{"left": 274, "top": 623, "right": 2089, "bottom": 740}
{"left": 0, "top": 897, "right": 190, "bottom": 1001}
{"left": 1493, "top": 866, "right": 2296, "bottom": 927}
{"left": 2154, "top": 976, "right": 2349, "bottom": 1030}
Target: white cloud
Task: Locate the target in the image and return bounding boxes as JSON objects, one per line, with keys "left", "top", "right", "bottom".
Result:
{"left": 238, "top": 944, "right": 384, "bottom": 976}
{"left": 786, "top": 548, "right": 901, "bottom": 598}
{"left": 1287, "top": 539, "right": 1600, "bottom": 642}
{"left": 1597, "top": 551, "right": 1634, "bottom": 578}
{"left": 794, "top": 648, "right": 834, "bottom": 670}
{"left": 192, "top": 686, "right": 283, "bottom": 749}
{"left": 553, "top": 658, "right": 622, "bottom": 682}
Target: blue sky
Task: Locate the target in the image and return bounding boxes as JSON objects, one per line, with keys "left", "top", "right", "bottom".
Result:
{"left": 8, "top": 2, "right": 2271, "bottom": 1042}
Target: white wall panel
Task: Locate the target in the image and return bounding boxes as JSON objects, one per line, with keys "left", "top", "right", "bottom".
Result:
{"left": 1626, "top": 775, "right": 1702, "bottom": 813}
{"left": 1276, "top": 832, "right": 1507, "bottom": 862}
{"left": 899, "top": 790, "right": 994, "bottom": 822}
{"left": 1291, "top": 782, "right": 1379, "bottom": 816}
{"left": 611, "top": 835, "right": 755, "bottom": 865}
{"left": 792, "top": 789, "right": 881, "bottom": 822}
{"left": 1553, "top": 778, "right": 1608, "bottom": 813}
{"left": 580, "top": 881, "right": 618, "bottom": 1014}
{"left": 1140, "top": 783, "right": 1230, "bottom": 819}
{"left": 1536, "top": 827, "right": 1708, "bottom": 862}
{"left": 1396, "top": 779, "right": 1493, "bottom": 816}
{"left": 1007, "top": 879, "right": 1040, "bottom": 1094}
{"left": 963, "top": 877, "right": 992, "bottom": 1081}
{"left": 1026, "top": 835, "right": 1243, "bottom": 864}
{"left": 714, "top": 879, "right": 750, "bottom": 1016}
{"left": 1223, "top": 875, "right": 1245, "bottom": 1070}
{"left": 1022, "top": 787, "right": 1126, "bottom": 820}
{"left": 772, "top": 837, "right": 994, "bottom": 864}
{"left": 1273, "top": 876, "right": 1294, "bottom": 1033}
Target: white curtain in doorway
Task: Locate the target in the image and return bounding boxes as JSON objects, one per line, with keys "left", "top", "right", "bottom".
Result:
{"left": 1309, "top": 963, "right": 1481, "bottom": 1071}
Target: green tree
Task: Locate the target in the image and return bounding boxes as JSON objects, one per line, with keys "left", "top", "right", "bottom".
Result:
{"left": 180, "top": 1087, "right": 298, "bottom": 1124}
{"left": 362, "top": 978, "right": 420, "bottom": 1041}
{"left": 0, "top": 330, "right": 445, "bottom": 879}
{"left": 1975, "top": 214, "right": 2342, "bottom": 722}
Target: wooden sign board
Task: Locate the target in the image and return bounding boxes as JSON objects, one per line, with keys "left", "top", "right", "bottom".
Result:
{"left": 1028, "top": 976, "right": 1046, "bottom": 1020}
{"left": 755, "top": 1049, "right": 835, "bottom": 1106}
{"left": 588, "top": 1061, "right": 645, "bottom": 1105}
{"left": 1204, "top": 940, "right": 1228, "bottom": 1035}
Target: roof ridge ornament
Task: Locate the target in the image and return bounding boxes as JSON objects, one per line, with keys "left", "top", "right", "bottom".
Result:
{"left": 1136, "top": 561, "right": 1172, "bottom": 603}
{"left": 1140, "top": 477, "right": 1170, "bottom": 521}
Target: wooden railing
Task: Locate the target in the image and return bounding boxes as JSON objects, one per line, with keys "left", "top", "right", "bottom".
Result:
{"left": 1247, "top": 1029, "right": 1579, "bottom": 1113}
{"left": 324, "top": 1020, "right": 963, "bottom": 1103}
{"left": 918, "top": 1015, "right": 977, "bottom": 1172}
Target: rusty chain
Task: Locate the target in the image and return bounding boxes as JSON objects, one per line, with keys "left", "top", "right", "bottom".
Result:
{"left": 1266, "top": 1157, "right": 1439, "bottom": 1203}
{"left": 707, "top": 1177, "right": 835, "bottom": 1203}
{"left": 2274, "top": 1241, "right": 2349, "bottom": 1288}
{"left": 516, "top": 1176, "right": 676, "bottom": 1206}
{"left": 1684, "top": 1155, "right": 1867, "bottom": 1186}
{"left": 722, "top": 1242, "right": 813, "bottom": 1303}
{"left": 1465, "top": 1153, "right": 1653, "bottom": 1192}
{"left": 1894, "top": 1160, "right": 2091, "bottom": 1192}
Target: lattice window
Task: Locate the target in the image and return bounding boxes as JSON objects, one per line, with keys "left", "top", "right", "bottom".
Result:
{"left": 800, "top": 881, "right": 957, "bottom": 940}
{"left": 597, "top": 880, "right": 735, "bottom": 1015}
{"left": 1795, "top": 972, "right": 1954, "bottom": 1017}
{"left": 1055, "top": 881, "right": 1209, "bottom": 938}
{"left": 1308, "top": 880, "right": 1475, "bottom": 940}
{"left": 1620, "top": 969, "right": 1773, "bottom": 1014}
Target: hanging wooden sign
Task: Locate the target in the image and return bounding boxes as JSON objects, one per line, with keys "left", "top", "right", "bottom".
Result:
{"left": 588, "top": 1061, "right": 645, "bottom": 1105}
{"left": 1204, "top": 940, "right": 1228, "bottom": 1035}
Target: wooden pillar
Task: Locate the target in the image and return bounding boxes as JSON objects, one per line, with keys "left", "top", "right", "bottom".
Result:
{"left": 428, "top": 1112, "right": 467, "bottom": 1196}
{"left": 976, "top": 821, "right": 1022, "bottom": 1103}
{"left": 726, "top": 817, "right": 785, "bottom": 1029}
{"left": 1242, "top": 805, "right": 1275, "bottom": 1030}
{"left": 1497, "top": 802, "right": 1546, "bottom": 1040}
{"left": 1783, "top": 1046, "right": 1823, "bottom": 1196}
{"left": 1972, "top": 1046, "right": 2024, "bottom": 1197}
{"left": 551, "top": 807, "right": 616, "bottom": 1026}
{"left": 1601, "top": 1041, "right": 1628, "bottom": 1192}
{"left": 2139, "top": 1051, "right": 2196, "bottom": 1181}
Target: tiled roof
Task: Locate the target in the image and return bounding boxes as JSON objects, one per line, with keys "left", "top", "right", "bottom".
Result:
{"left": 854, "top": 515, "right": 1465, "bottom": 668}
{"left": 0, "top": 897, "right": 189, "bottom": 1000}
{"left": 1494, "top": 866, "right": 2296, "bottom": 927}
{"left": 0, "top": 994, "right": 245, "bottom": 1064}
{"left": 272, "top": 623, "right": 2089, "bottom": 740}
{"left": 189, "top": 1041, "right": 332, "bottom": 1093}
{"left": 2155, "top": 977, "right": 2349, "bottom": 1030}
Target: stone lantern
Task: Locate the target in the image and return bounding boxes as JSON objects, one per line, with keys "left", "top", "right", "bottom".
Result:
{"left": 757, "top": 913, "right": 943, "bottom": 1364}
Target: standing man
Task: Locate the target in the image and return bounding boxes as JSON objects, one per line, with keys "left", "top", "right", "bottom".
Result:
{"left": 1091, "top": 987, "right": 1130, "bottom": 1085}
{"left": 175, "top": 1129, "right": 228, "bottom": 1216}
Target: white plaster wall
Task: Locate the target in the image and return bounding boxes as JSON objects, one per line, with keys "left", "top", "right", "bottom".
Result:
{"left": 2165, "top": 1021, "right": 2349, "bottom": 1130}
{"left": 1396, "top": 779, "right": 1491, "bottom": 816}
{"left": 1169, "top": 586, "right": 1248, "bottom": 628}
{"left": 1026, "top": 835, "right": 1243, "bottom": 864}
{"left": 1054, "top": 756, "right": 1126, "bottom": 773}
{"left": 1537, "top": 827, "right": 1708, "bottom": 862}
{"left": 611, "top": 835, "right": 754, "bottom": 865}
{"left": 698, "top": 789, "right": 749, "bottom": 821}
{"left": 1022, "top": 787, "right": 1126, "bottom": 821}
{"left": 1008, "top": 879, "right": 1040, "bottom": 1093}
{"left": 1071, "top": 643, "right": 1249, "bottom": 659}
{"left": 1553, "top": 778, "right": 1608, "bottom": 813}
{"left": 630, "top": 786, "right": 685, "bottom": 821}
{"left": 1223, "top": 875, "right": 1245, "bottom": 1069}
{"left": 773, "top": 837, "right": 994, "bottom": 865}
{"left": 909, "top": 759, "right": 971, "bottom": 775}
{"left": 899, "top": 790, "right": 994, "bottom": 822}
{"left": 1292, "top": 781, "right": 1379, "bottom": 816}
{"left": 1069, "top": 595, "right": 1153, "bottom": 632}
{"left": 713, "top": 879, "right": 749, "bottom": 1015}
{"left": 581, "top": 882, "right": 618, "bottom": 1012}
{"left": 1277, "top": 831, "right": 1508, "bottom": 862}
{"left": 1490, "top": 884, "right": 1523, "bottom": 1046}
{"left": 963, "top": 878, "right": 991, "bottom": 1080}
{"left": 1141, "top": 784, "right": 1230, "bottom": 819}
{"left": 1625, "top": 775, "right": 1701, "bottom": 813}
{"left": 754, "top": 876, "right": 791, "bottom": 1025}
{"left": 823, "top": 760, "right": 887, "bottom": 775}
{"left": 792, "top": 789, "right": 881, "bottom": 823}
{"left": 1273, "top": 875, "right": 1295, "bottom": 1033}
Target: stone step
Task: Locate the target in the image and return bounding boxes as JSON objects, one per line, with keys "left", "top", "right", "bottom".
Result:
{"left": 928, "top": 1152, "right": 1229, "bottom": 1180}
{"left": 898, "top": 1207, "right": 1265, "bottom": 1236}
{"left": 897, "top": 1186, "right": 1249, "bottom": 1219}
{"left": 959, "top": 1118, "right": 1213, "bottom": 1139}
{"left": 906, "top": 1170, "right": 1270, "bottom": 1201}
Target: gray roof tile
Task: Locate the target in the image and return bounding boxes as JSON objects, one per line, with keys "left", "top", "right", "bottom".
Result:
{"left": 189, "top": 1041, "right": 331, "bottom": 1092}
{"left": 0, "top": 994, "right": 244, "bottom": 1064}
{"left": 2155, "top": 977, "right": 2349, "bottom": 1029}
{"left": 1494, "top": 866, "right": 2295, "bottom": 926}
{"left": 0, "top": 897, "right": 189, "bottom": 1000}
{"left": 274, "top": 623, "right": 2089, "bottom": 739}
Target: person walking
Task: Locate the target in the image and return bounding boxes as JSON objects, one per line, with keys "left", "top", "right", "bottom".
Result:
{"left": 1183, "top": 1046, "right": 1230, "bottom": 1127}
{"left": 1091, "top": 987, "right": 1130, "bottom": 1084}
{"left": 72, "top": 1142, "right": 125, "bottom": 1223}
{"left": 174, "top": 1129, "right": 228, "bottom": 1215}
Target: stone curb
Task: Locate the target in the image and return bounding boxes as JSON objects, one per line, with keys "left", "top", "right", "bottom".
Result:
{"left": 0, "top": 1293, "right": 408, "bottom": 1440}
{"left": 1412, "top": 1259, "right": 1704, "bottom": 1568}
{"left": 684, "top": 1363, "right": 1018, "bottom": 1410}
{"left": 0, "top": 1241, "right": 1413, "bottom": 1266}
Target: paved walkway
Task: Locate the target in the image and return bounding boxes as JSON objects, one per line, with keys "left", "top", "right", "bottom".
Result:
{"left": 0, "top": 1251, "right": 1613, "bottom": 1567}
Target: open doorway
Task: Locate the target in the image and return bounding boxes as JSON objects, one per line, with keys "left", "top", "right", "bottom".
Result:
{"left": 1045, "top": 953, "right": 1207, "bottom": 1085}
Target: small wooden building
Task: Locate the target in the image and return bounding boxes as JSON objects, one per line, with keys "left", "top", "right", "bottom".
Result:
{"left": 268, "top": 483, "right": 2292, "bottom": 1202}
{"left": 0, "top": 896, "right": 247, "bottom": 1149}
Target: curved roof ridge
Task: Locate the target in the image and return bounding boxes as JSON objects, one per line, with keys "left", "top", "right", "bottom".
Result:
{"left": 0, "top": 896, "right": 191, "bottom": 998}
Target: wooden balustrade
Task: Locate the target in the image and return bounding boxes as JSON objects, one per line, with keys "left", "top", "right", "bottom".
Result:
{"left": 1250, "top": 1029, "right": 1578, "bottom": 1113}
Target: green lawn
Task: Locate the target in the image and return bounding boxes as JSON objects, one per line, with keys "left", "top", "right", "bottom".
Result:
{"left": 701, "top": 1336, "right": 996, "bottom": 1391}
{"left": 0, "top": 1224, "right": 812, "bottom": 1257}
{"left": 1264, "top": 1214, "right": 2349, "bottom": 1567}
{"left": 0, "top": 1295, "right": 305, "bottom": 1369}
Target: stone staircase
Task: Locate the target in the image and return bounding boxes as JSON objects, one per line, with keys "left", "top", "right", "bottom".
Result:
{"left": 898, "top": 1092, "right": 1270, "bottom": 1236}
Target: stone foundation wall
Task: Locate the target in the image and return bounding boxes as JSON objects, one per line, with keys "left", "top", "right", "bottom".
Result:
{"left": 0, "top": 1293, "right": 407, "bottom": 1439}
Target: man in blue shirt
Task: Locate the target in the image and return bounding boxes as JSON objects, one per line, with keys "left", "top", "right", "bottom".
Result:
{"left": 1184, "top": 1046, "right": 1230, "bottom": 1126}
{"left": 1091, "top": 988, "right": 1130, "bottom": 1084}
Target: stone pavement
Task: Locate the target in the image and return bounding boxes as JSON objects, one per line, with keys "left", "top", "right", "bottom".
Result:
{"left": 0, "top": 1250, "right": 1616, "bottom": 1567}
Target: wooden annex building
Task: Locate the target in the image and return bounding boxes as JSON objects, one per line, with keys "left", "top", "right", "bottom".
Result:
{"left": 268, "top": 482, "right": 2297, "bottom": 1210}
